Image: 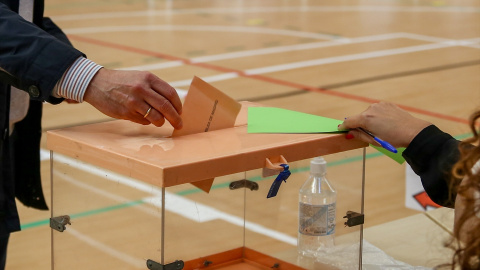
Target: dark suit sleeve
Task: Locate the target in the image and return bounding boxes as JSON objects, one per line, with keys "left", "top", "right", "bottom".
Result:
{"left": 42, "top": 17, "right": 73, "bottom": 46}
{"left": 402, "top": 125, "right": 462, "bottom": 208}
{"left": 0, "top": 3, "right": 84, "bottom": 104}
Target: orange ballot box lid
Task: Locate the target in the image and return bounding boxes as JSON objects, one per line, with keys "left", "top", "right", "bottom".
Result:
{"left": 46, "top": 102, "right": 367, "bottom": 189}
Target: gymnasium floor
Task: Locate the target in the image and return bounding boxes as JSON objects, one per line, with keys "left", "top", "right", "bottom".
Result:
{"left": 6, "top": 0, "right": 480, "bottom": 269}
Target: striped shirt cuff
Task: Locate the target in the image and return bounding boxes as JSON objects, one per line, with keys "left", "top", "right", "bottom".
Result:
{"left": 54, "top": 57, "right": 103, "bottom": 102}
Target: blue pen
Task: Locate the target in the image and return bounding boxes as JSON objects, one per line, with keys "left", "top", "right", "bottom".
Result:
{"left": 358, "top": 128, "right": 398, "bottom": 154}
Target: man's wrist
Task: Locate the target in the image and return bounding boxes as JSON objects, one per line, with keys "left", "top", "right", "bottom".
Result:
{"left": 54, "top": 57, "right": 103, "bottom": 102}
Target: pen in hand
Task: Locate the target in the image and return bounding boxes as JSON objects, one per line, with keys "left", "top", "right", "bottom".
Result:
{"left": 357, "top": 128, "right": 398, "bottom": 154}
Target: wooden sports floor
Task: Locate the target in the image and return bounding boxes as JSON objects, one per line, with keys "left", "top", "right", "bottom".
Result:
{"left": 6, "top": 0, "right": 480, "bottom": 269}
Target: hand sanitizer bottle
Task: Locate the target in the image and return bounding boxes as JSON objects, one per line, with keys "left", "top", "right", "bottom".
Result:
{"left": 298, "top": 156, "right": 336, "bottom": 257}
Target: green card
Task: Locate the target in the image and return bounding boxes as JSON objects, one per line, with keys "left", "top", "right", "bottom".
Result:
{"left": 247, "top": 107, "right": 344, "bottom": 133}
{"left": 371, "top": 145, "right": 406, "bottom": 164}
{"left": 247, "top": 107, "right": 406, "bottom": 164}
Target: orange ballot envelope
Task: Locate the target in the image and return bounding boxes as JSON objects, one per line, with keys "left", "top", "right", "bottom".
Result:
{"left": 172, "top": 76, "right": 242, "bottom": 192}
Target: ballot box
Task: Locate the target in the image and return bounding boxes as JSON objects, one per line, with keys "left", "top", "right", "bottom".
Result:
{"left": 47, "top": 102, "right": 368, "bottom": 270}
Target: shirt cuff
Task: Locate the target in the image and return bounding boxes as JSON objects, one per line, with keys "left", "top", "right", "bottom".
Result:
{"left": 53, "top": 57, "right": 103, "bottom": 102}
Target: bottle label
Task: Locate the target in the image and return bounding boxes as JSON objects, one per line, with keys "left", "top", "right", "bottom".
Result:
{"left": 298, "top": 202, "right": 336, "bottom": 236}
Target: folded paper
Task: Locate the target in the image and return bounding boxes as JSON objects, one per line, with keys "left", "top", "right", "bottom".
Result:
{"left": 173, "top": 76, "right": 241, "bottom": 192}
{"left": 173, "top": 76, "right": 241, "bottom": 137}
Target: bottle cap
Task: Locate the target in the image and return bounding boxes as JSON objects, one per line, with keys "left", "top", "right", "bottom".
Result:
{"left": 310, "top": 156, "right": 327, "bottom": 175}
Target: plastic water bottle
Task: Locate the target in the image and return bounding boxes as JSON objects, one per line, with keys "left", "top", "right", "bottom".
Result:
{"left": 298, "top": 156, "right": 336, "bottom": 257}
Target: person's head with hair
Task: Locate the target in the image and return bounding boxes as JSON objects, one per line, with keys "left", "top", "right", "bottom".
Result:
{"left": 449, "top": 109, "right": 480, "bottom": 269}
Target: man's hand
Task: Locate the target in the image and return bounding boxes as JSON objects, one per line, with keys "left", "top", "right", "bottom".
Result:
{"left": 83, "top": 69, "right": 183, "bottom": 129}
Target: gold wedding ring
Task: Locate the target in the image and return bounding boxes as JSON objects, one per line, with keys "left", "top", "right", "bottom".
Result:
{"left": 143, "top": 107, "right": 152, "bottom": 118}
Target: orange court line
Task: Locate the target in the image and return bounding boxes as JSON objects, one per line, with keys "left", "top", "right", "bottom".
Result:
{"left": 68, "top": 34, "right": 469, "bottom": 124}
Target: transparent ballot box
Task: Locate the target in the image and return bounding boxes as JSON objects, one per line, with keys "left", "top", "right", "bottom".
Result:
{"left": 47, "top": 106, "right": 368, "bottom": 270}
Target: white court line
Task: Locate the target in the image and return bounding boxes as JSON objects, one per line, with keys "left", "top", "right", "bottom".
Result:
{"left": 189, "top": 33, "right": 413, "bottom": 64}
{"left": 65, "top": 227, "right": 145, "bottom": 267}
{"left": 117, "top": 60, "right": 184, "bottom": 71}
{"left": 51, "top": 6, "right": 480, "bottom": 22}
{"left": 160, "top": 41, "right": 459, "bottom": 88}
{"left": 43, "top": 149, "right": 297, "bottom": 246}
{"left": 97, "top": 31, "right": 478, "bottom": 88}
{"left": 83, "top": 30, "right": 477, "bottom": 89}
{"left": 244, "top": 42, "right": 452, "bottom": 75}
{"left": 64, "top": 25, "right": 340, "bottom": 40}
{"left": 117, "top": 33, "right": 407, "bottom": 70}
{"left": 401, "top": 34, "right": 480, "bottom": 49}
{"left": 52, "top": 170, "right": 163, "bottom": 218}
{"left": 168, "top": 72, "right": 239, "bottom": 88}
{"left": 109, "top": 32, "right": 479, "bottom": 91}
{"left": 58, "top": 17, "right": 480, "bottom": 85}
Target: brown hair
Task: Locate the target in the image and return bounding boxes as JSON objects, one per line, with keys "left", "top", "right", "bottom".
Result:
{"left": 448, "top": 109, "right": 480, "bottom": 269}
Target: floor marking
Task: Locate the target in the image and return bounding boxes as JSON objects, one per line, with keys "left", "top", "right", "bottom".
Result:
{"left": 65, "top": 227, "right": 145, "bottom": 267}
{"left": 398, "top": 32, "right": 479, "bottom": 45}
{"left": 64, "top": 25, "right": 341, "bottom": 40}
{"left": 189, "top": 33, "right": 416, "bottom": 64}
{"left": 66, "top": 30, "right": 479, "bottom": 76}
{"left": 63, "top": 25, "right": 479, "bottom": 64}
{"left": 65, "top": 26, "right": 477, "bottom": 123}
{"left": 117, "top": 60, "right": 184, "bottom": 71}
{"left": 52, "top": 170, "right": 158, "bottom": 217}
{"left": 243, "top": 43, "right": 452, "bottom": 75}
{"left": 66, "top": 32, "right": 475, "bottom": 123}
{"left": 50, "top": 6, "right": 480, "bottom": 22}
{"left": 316, "top": 59, "right": 480, "bottom": 91}
{"left": 98, "top": 32, "right": 477, "bottom": 125}
{"left": 98, "top": 32, "right": 480, "bottom": 74}
{"left": 169, "top": 72, "right": 239, "bottom": 88}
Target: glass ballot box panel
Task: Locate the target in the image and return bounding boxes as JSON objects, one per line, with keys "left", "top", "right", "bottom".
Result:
{"left": 243, "top": 149, "right": 365, "bottom": 269}
{"left": 51, "top": 149, "right": 365, "bottom": 270}
{"left": 50, "top": 152, "right": 165, "bottom": 270}
{"left": 160, "top": 150, "right": 365, "bottom": 269}
{"left": 162, "top": 172, "right": 246, "bottom": 264}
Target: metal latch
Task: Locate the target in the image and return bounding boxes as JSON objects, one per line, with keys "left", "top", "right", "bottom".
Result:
{"left": 146, "top": 259, "right": 184, "bottom": 270}
{"left": 229, "top": 179, "right": 259, "bottom": 191}
{"left": 343, "top": 211, "right": 364, "bottom": 227}
{"left": 50, "top": 215, "right": 71, "bottom": 232}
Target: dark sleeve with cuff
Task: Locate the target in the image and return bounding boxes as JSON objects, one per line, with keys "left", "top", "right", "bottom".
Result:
{"left": 0, "top": 3, "right": 84, "bottom": 104}
{"left": 402, "top": 125, "right": 461, "bottom": 208}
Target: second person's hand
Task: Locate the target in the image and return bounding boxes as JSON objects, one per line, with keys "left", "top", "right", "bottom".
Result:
{"left": 338, "top": 102, "right": 431, "bottom": 148}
